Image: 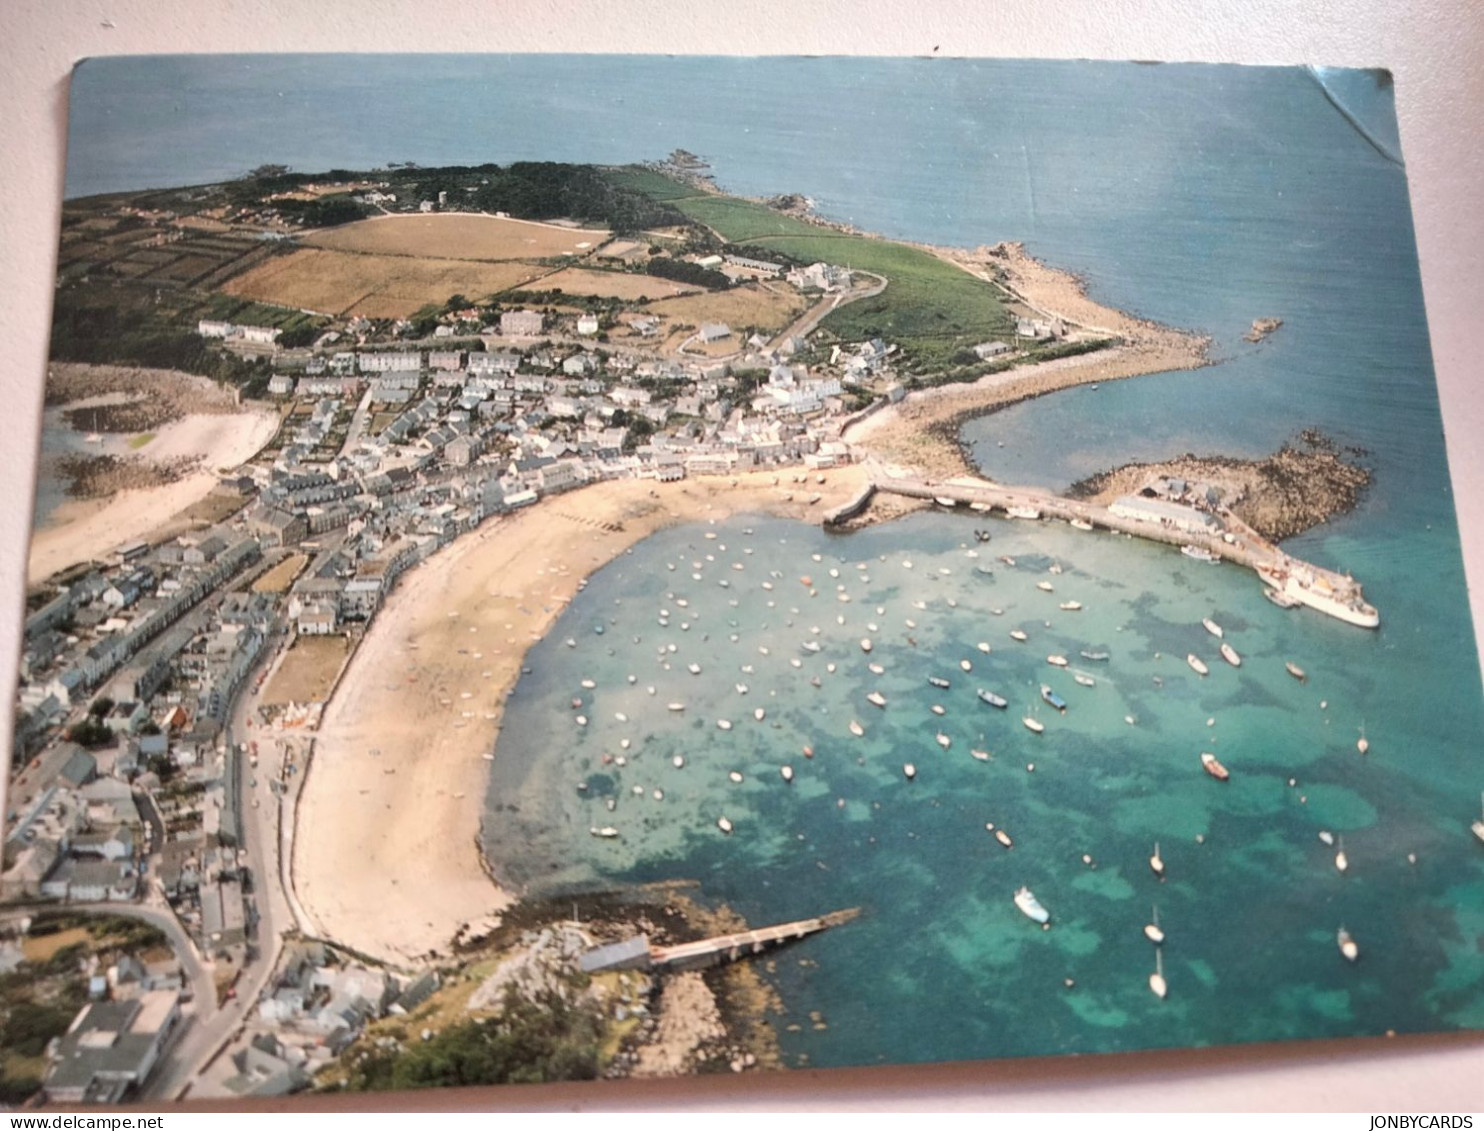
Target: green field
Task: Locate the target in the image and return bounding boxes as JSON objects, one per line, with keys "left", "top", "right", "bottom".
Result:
{"left": 613, "top": 168, "right": 1013, "bottom": 367}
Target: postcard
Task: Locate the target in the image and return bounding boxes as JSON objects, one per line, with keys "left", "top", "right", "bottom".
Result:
{"left": 4, "top": 55, "right": 1481, "bottom": 1105}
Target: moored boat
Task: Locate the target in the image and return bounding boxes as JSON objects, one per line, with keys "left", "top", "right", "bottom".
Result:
{"left": 1010, "top": 629, "right": 1029, "bottom": 642}
{"left": 1337, "top": 926, "right": 1359, "bottom": 962}
{"left": 1047, "top": 654, "right": 1069, "bottom": 668}
{"left": 1285, "top": 661, "right": 1307, "bottom": 682}
{"left": 1073, "top": 672, "right": 1096, "bottom": 688}
{"left": 717, "top": 816, "right": 734, "bottom": 834}
{"left": 860, "top": 637, "right": 873, "bottom": 653}
{"left": 1040, "top": 684, "right": 1067, "bottom": 712}
{"left": 1335, "top": 835, "right": 1349, "bottom": 873}
{"left": 1060, "top": 600, "right": 1083, "bottom": 611}
{"left": 1013, "top": 886, "right": 1050, "bottom": 924}
{"left": 1023, "top": 716, "right": 1045, "bottom": 734}
{"left": 994, "top": 827, "right": 1013, "bottom": 848}
{"left": 1187, "top": 653, "right": 1209, "bottom": 676}
{"left": 1150, "top": 842, "right": 1165, "bottom": 878}
{"left": 867, "top": 690, "right": 888, "bottom": 708}
{"left": 903, "top": 762, "right": 917, "bottom": 780}
{"left": 936, "top": 732, "right": 951, "bottom": 749}
{"left": 1200, "top": 751, "right": 1230, "bottom": 781}
{"left": 1181, "top": 545, "right": 1220, "bottom": 563}
{"left": 971, "top": 748, "right": 992, "bottom": 762}
{"left": 1037, "top": 580, "right": 1055, "bottom": 592}
{"left": 1149, "top": 949, "right": 1168, "bottom": 999}
{"left": 1472, "top": 793, "right": 1484, "bottom": 844}
{"left": 1202, "top": 617, "right": 1224, "bottom": 638}
{"left": 590, "top": 826, "right": 620, "bottom": 839}
{"left": 1264, "top": 586, "right": 1301, "bottom": 608}
{"left": 1070, "top": 518, "right": 1094, "bottom": 531}
{"left": 1080, "top": 649, "right": 1110, "bottom": 662}
{"left": 1144, "top": 906, "right": 1165, "bottom": 944}
{"left": 849, "top": 719, "right": 865, "bottom": 737}
{"left": 780, "top": 765, "right": 794, "bottom": 783}
{"left": 1007, "top": 505, "right": 1042, "bottom": 521}
{"left": 928, "top": 676, "right": 951, "bottom": 689}
{"left": 1220, "top": 642, "right": 1242, "bottom": 667}
{"left": 977, "top": 688, "right": 1008, "bottom": 708}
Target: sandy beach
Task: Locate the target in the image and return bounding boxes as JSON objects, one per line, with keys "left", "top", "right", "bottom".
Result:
{"left": 28, "top": 406, "right": 279, "bottom": 585}
{"left": 293, "top": 466, "right": 870, "bottom": 965}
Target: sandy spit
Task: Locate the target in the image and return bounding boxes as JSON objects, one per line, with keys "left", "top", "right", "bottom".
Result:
{"left": 292, "top": 467, "right": 869, "bottom": 966}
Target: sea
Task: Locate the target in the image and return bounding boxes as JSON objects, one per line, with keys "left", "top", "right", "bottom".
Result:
{"left": 64, "top": 56, "right": 1484, "bottom": 1066}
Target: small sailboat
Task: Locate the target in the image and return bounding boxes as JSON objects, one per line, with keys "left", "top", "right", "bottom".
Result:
{"left": 971, "top": 748, "right": 992, "bottom": 762}
{"left": 1187, "top": 653, "right": 1209, "bottom": 676}
{"left": 1335, "top": 835, "right": 1349, "bottom": 873}
{"left": 1073, "top": 672, "right": 1096, "bottom": 688}
{"left": 994, "top": 827, "right": 1013, "bottom": 848}
{"left": 903, "top": 762, "right": 917, "bottom": 780}
{"left": 1150, "top": 842, "right": 1165, "bottom": 879}
{"left": 860, "top": 637, "right": 873, "bottom": 653}
{"left": 780, "top": 765, "right": 794, "bottom": 783}
{"left": 717, "top": 816, "right": 734, "bottom": 834}
{"left": 936, "top": 732, "right": 951, "bottom": 749}
{"left": 1357, "top": 723, "right": 1369, "bottom": 755}
{"left": 1149, "top": 949, "right": 1168, "bottom": 999}
{"left": 1202, "top": 617, "right": 1224, "bottom": 638}
{"left": 867, "top": 690, "right": 888, "bottom": 708}
{"left": 849, "top": 719, "right": 865, "bottom": 737}
{"left": 1047, "top": 654, "right": 1069, "bottom": 668}
{"left": 1010, "top": 629, "right": 1029, "bottom": 642}
{"left": 1144, "top": 906, "right": 1165, "bottom": 944}
{"left": 1337, "top": 926, "right": 1359, "bottom": 962}
{"left": 1220, "top": 642, "right": 1242, "bottom": 667}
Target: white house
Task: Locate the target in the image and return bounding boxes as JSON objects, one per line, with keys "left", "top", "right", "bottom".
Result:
{"left": 576, "top": 313, "right": 600, "bottom": 336}
{"left": 500, "top": 310, "right": 545, "bottom": 338}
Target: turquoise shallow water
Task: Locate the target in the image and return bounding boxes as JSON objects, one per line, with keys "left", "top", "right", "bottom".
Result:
{"left": 61, "top": 55, "right": 1484, "bottom": 1065}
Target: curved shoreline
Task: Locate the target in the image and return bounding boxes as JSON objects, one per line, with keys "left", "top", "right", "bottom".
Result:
{"left": 293, "top": 467, "right": 873, "bottom": 964}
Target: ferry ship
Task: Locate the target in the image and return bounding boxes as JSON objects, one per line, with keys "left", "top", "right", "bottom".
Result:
{"left": 1257, "top": 562, "right": 1379, "bottom": 628}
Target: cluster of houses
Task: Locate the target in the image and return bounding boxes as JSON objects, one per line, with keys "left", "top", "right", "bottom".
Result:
{"left": 213, "top": 942, "right": 439, "bottom": 1097}
{"left": 198, "top": 319, "right": 282, "bottom": 345}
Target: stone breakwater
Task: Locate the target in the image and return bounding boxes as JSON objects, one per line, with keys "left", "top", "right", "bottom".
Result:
{"left": 1066, "top": 429, "right": 1372, "bottom": 542}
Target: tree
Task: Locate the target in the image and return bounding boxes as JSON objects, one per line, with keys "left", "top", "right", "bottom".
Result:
{"left": 89, "top": 696, "right": 115, "bottom": 718}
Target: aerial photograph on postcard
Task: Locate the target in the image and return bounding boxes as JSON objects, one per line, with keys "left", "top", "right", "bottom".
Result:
{"left": 3, "top": 55, "right": 1481, "bottom": 1104}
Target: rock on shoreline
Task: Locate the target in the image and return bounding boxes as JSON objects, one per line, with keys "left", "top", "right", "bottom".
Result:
{"left": 1244, "top": 317, "right": 1283, "bottom": 343}
{"left": 1067, "top": 429, "right": 1371, "bottom": 542}
{"left": 56, "top": 452, "right": 202, "bottom": 500}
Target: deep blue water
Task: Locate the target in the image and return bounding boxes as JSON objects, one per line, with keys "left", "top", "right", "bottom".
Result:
{"left": 64, "top": 57, "right": 1484, "bottom": 1066}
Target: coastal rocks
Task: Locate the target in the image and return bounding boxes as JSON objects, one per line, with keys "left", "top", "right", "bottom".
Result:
{"left": 1067, "top": 429, "right": 1371, "bottom": 542}
{"left": 1244, "top": 317, "right": 1284, "bottom": 343}
{"left": 57, "top": 451, "right": 201, "bottom": 499}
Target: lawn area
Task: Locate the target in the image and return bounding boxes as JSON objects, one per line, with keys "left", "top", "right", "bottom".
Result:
{"left": 261, "top": 634, "right": 352, "bottom": 706}
{"left": 303, "top": 214, "right": 609, "bottom": 261}
{"left": 630, "top": 178, "right": 1012, "bottom": 366}
{"left": 602, "top": 166, "right": 708, "bottom": 202}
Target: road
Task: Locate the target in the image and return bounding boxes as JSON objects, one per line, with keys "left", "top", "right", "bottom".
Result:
{"left": 144, "top": 618, "right": 301, "bottom": 1099}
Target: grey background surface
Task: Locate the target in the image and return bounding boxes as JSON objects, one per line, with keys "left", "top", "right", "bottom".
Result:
{"left": 0, "top": 0, "right": 1480, "bottom": 1110}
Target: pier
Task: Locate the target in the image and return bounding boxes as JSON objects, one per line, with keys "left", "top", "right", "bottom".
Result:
{"left": 864, "top": 463, "right": 1379, "bottom": 627}
{"left": 579, "top": 908, "right": 861, "bottom": 974}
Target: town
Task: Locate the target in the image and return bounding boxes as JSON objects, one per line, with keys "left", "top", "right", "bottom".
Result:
{"left": 5, "top": 162, "right": 1100, "bottom": 1103}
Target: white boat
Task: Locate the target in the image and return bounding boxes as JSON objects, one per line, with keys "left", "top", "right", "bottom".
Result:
{"left": 1010, "top": 629, "right": 1028, "bottom": 642}
{"left": 928, "top": 676, "right": 952, "bottom": 689}
{"left": 867, "top": 690, "right": 888, "bottom": 708}
{"left": 1201, "top": 751, "right": 1230, "bottom": 781}
{"left": 1264, "top": 586, "right": 1302, "bottom": 608}
{"left": 1473, "top": 793, "right": 1484, "bottom": 845}
{"left": 1013, "top": 886, "right": 1050, "bottom": 924}
{"left": 1070, "top": 518, "right": 1094, "bottom": 531}
{"left": 960, "top": 659, "right": 973, "bottom": 672}
{"left": 667, "top": 701, "right": 686, "bottom": 712}
{"left": 1181, "top": 545, "right": 1220, "bottom": 563}
{"left": 849, "top": 719, "right": 865, "bottom": 737}
{"left": 1335, "top": 835, "right": 1349, "bottom": 873}
{"left": 869, "top": 662, "right": 885, "bottom": 675}
{"left": 754, "top": 707, "right": 766, "bottom": 722}
{"left": 1150, "top": 842, "right": 1165, "bottom": 878}
{"left": 860, "top": 637, "right": 873, "bottom": 653}
{"left": 1073, "top": 672, "right": 1096, "bottom": 688}
{"left": 1037, "top": 580, "right": 1055, "bottom": 592}
{"left": 1257, "top": 563, "right": 1379, "bottom": 628}
{"left": 1187, "top": 653, "right": 1209, "bottom": 676}
{"left": 717, "top": 719, "right": 733, "bottom": 731}
{"left": 977, "top": 689, "right": 1008, "bottom": 709}
{"left": 1337, "top": 926, "right": 1359, "bottom": 962}
{"left": 971, "top": 748, "right": 992, "bottom": 762}
{"left": 1023, "top": 716, "right": 1045, "bottom": 734}
{"left": 936, "top": 732, "right": 951, "bottom": 749}
{"left": 802, "top": 640, "right": 821, "bottom": 653}
{"left": 781, "top": 765, "right": 794, "bottom": 783}
{"left": 1202, "top": 617, "right": 1224, "bottom": 638}
{"left": 688, "top": 663, "right": 702, "bottom": 675}
{"left": 1357, "top": 725, "right": 1369, "bottom": 755}
{"left": 1047, "top": 654, "right": 1069, "bottom": 668}
{"left": 1220, "top": 642, "right": 1242, "bottom": 667}
{"left": 1007, "top": 505, "right": 1042, "bottom": 521}
{"left": 935, "top": 496, "right": 958, "bottom": 508}
{"left": 994, "top": 827, "right": 1013, "bottom": 848}
{"left": 1149, "top": 949, "right": 1168, "bottom": 999}
{"left": 717, "top": 816, "right": 734, "bottom": 834}
{"left": 1318, "top": 830, "right": 1335, "bottom": 846}
{"left": 589, "top": 826, "right": 620, "bottom": 839}
{"left": 903, "top": 763, "right": 917, "bottom": 780}
{"left": 1144, "top": 906, "right": 1165, "bottom": 944}
{"left": 1059, "top": 600, "right": 1082, "bottom": 611}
